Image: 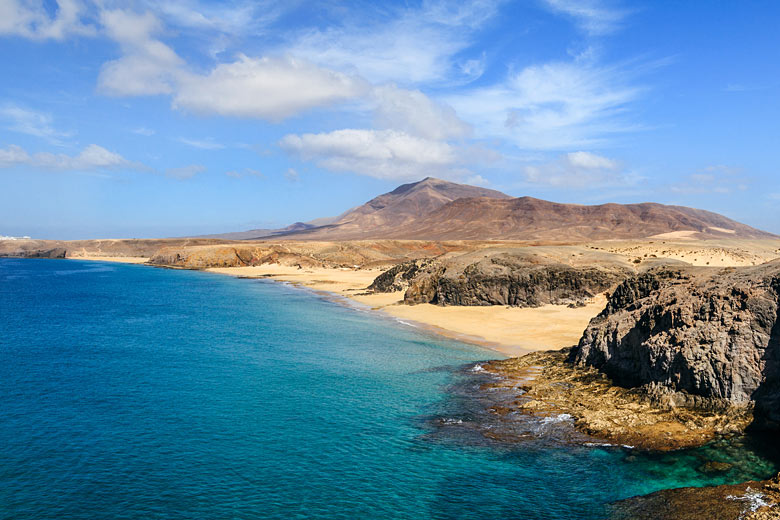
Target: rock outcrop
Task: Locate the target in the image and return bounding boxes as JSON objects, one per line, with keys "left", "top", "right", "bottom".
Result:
{"left": 609, "top": 472, "right": 780, "bottom": 520}
{"left": 400, "top": 253, "right": 631, "bottom": 307}
{"left": 6, "top": 247, "right": 68, "bottom": 259}
{"left": 570, "top": 261, "right": 780, "bottom": 428}
{"left": 483, "top": 349, "right": 752, "bottom": 451}
{"left": 367, "top": 259, "right": 434, "bottom": 292}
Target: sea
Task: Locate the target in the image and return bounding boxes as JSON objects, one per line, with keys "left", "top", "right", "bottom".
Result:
{"left": 1, "top": 257, "right": 778, "bottom": 519}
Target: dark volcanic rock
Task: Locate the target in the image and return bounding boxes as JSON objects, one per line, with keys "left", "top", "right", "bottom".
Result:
{"left": 403, "top": 254, "right": 631, "bottom": 307}
{"left": 2, "top": 247, "right": 67, "bottom": 259}
{"left": 570, "top": 261, "right": 780, "bottom": 428}
{"left": 609, "top": 472, "right": 780, "bottom": 520}
{"left": 367, "top": 259, "right": 435, "bottom": 293}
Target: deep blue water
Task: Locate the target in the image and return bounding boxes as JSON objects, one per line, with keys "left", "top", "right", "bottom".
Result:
{"left": 1, "top": 258, "right": 778, "bottom": 519}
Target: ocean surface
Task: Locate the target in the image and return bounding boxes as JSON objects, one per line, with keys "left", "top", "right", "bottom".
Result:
{"left": 1, "top": 258, "right": 778, "bottom": 519}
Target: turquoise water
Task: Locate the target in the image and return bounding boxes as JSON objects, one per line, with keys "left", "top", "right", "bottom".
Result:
{"left": 1, "top": 258, "right": 778, "bottom": 519}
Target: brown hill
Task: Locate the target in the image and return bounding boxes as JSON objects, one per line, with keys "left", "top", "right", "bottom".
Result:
{"left": 281, "top": 179, "right": 774, "bottom": 241}
{"left": 384, "top": 196, "right": 776, "bottom": 241}
{"left": 280, "top": 177, "right": 512, "bottom": 240}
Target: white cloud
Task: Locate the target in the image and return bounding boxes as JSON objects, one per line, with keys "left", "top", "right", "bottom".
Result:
{"left": 173, "top": 55, "right": 368, "bottom": 120}
{"left": 226, "top": 168, "right": 263, "bottom": 179}
{"left": 466, "top": 174, "right": 490, "bottom": 186}
{"left": 132, "top": 127, "right": 156, "bottom": 136}
{"left": 0, "top": 0, "right": 95, "bottom": 40}
{"left": 670, "top": 166, "right": 750, "bottom": 194}
{"left": 0, "top": 144, "right": 30, "bottom": 167}
{"left": 0, "top": 143, "right": 130, "bottom": 170}
{"left": 166, "top": 164, "right": 204, "bottom": 179}
{"left": 541, "top": 0, "right": 628, "bottom": 35}
{"left": 0, "top": 104, "right": 72, "bottom": 143}
{"left": 284, "top": 168, "right": 299, "bottom": 183}
{"left": 566, "top": 150, "right": 619, "bottom": 170}
{"left": 98, "top": 9, "right": 184, "bottom": 96}
{"left": 141, "top": 0, "right": 263, "bottom": 33}
{"left": 178, "top": 137, "right": 224, "bottom": 150}
{"left": 447, "top": 60, "right": 643, "bottom": 149}
{"left": 523, "top": 151, "right": 636, "bottom": 188}
{"left": 287, "top": 1, "right": 500, "bottom": 85}
{"left": 372, "top": 84, "right": 470, "bottom": 141}
{"left": 280, "top": 129, "right": 467, "bottom": 180}
{"left": 97, "top": 9, "right": 368, "bottom": 120}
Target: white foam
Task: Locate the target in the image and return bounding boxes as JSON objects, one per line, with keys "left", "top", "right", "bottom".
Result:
{"left": 727, "top": 487, "right": 774, "bottom": 513}
{"left": 540, "top": 413, "right": 573, "bottom": 424}
{"left": 395, "top": 319, "right": 417, "bottom": 328}
{"left": 441, "top": 418, "right": 464, "bottom": 425}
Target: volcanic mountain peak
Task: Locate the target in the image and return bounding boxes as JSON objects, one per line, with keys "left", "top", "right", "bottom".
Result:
{"left": 316, "top": 177, "right": 512, "bottom": 234}
{"left": 212, "top": 177, "right": 775, "bottom": 242}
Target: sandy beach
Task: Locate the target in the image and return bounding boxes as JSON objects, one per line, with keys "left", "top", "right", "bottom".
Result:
{"left": 207, "top": 264, "right": 603, "bottom": 356}
{"left": 59, "top": 236, "right": 780, "bottom": 357}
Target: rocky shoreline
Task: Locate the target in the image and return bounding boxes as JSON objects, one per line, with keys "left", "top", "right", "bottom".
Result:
{"left": 609, "top": 473, "right": 780, "bottom": 520}
{"left": 5, "top": 238, "right": 780, "bottom": 514}
{"left": 482, "top": 349, "right": 753, "bottom": 451}
{"left": 571, "top": 262, "right": 780, "bottom": 429}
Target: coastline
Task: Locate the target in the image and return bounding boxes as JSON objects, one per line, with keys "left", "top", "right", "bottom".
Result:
{"left": 42, "top": 256, "right": 608, "bottom": 356}
{"left": 205, "top": 264, "right": 604, "bottom": 357}
{"left": 66, "top": 255, "right": 150, "bottom": 264}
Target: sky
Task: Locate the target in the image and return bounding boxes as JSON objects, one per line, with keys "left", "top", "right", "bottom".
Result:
{"left": 1, "top": 0, "right": 779, "bottom": 239}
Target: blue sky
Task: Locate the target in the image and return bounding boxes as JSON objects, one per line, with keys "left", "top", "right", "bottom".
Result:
{"left": 1, "top": 0, "right": 779, "bottom": 239}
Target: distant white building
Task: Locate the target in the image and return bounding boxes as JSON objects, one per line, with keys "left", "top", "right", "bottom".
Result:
{"left": 0, "top": 235, "right": 31, "bottom": 241}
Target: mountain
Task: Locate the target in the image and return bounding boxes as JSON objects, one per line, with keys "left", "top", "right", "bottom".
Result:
{"left": 381, "top": 196, "right": 776, "bottom": 241}
{"left": 277, "top": 178, "right": 774, "bottom": 241}
{"left": 196, "top": 219, "right": 339, "bottom": 240}
{"left": 276, "top": 177, "right": 512, "bottom": 240}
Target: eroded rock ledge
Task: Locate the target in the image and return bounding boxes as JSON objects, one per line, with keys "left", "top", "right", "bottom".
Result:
{"left": 483, "top": 350, "right": 752, "bottom": 451}
{"left": 370, "top": 251, "right": 633, "bottom": 308}
{"left": 609, "top": 473, "right": 780, "bottom": 520}
{"left": 570, "top": 261, "right": 780, "bottom": 429}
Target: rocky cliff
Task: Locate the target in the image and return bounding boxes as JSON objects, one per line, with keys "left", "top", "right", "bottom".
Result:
{"left": 381, "top": 252, "right": 632, "bottom": 307}
{"left": 570, "top": 261, "right": 780, "bottom": 428}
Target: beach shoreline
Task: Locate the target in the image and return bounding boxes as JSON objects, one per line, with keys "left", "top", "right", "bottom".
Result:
{"left": 61, "top": 256, "right": 600, "bottom": 356}
{"left": 40, "top": 235, "right": 780, "bottom": 357}
{"left": 205, "top": 264, "right": 603, "bottom": 357}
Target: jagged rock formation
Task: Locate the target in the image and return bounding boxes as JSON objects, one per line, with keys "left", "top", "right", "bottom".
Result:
{"left": 570, "top": 261, "right": 780, "bottom": 428}
{"left": 387, "top": 252, "right": 632, "bottom": 307}
{"left": 367, "top": 259, "right": 434, "bottom": 292}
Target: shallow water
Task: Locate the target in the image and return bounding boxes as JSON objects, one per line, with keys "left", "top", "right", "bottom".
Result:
{"left": 1, "top": 258, "right": 777, "bottom": 519}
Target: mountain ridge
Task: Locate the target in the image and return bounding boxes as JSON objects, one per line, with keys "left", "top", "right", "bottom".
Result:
{"left": 271, "top": 178, "right": 775, "bottom": 241}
